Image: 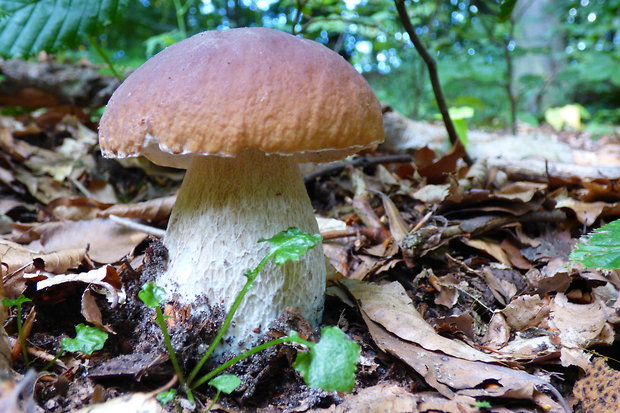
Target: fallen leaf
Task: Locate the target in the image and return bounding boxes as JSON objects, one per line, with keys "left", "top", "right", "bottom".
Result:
{"left": 461, "top": 238, "right": 512, "bottom": 267}
{"left": 98, "top": 196, "right": 176, "bottom": 222}
{"left": 15, "top": 219, "right": 148, "bottom": 263}
{"left": 363, "top": 313, "right": 566, "bottom": 412}
{"left": 342, "top": 280, "right": 496, "bottom": 362}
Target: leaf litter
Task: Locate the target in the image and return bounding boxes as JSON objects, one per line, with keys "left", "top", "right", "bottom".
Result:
{"left": 0, "top": 94, "right": 619, "bottom": 412}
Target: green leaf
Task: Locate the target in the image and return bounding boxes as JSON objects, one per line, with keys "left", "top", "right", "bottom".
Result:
{"left": 138, "top": 282, "right": 166, "bottom": 308}
{"left": 156, "top": 389, "right": 176, "bottom": 405}
{"left": 2, "top": 294, "right": 31, "bottom": 308}
{"left": 61, "top": 324, "right": 108, "bottom": 355}
{"left": 209, "top": 374, "right": 241, "bottom": 394}
{"left": 570, "top": 219, "right": 620, "bottom": 269}
{"left": 498, "top": 0, "right": 517, "bottom": 22}
{"left": 259, "top": 227, "right": 322, "bottom": 266}
{"left": 293, "top": 326, "right": 360, "bottom": 392}
{"left": 0, "top": 0, "right": 127, "bottom": 58}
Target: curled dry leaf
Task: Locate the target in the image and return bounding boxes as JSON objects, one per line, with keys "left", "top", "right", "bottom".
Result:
{"left": 341, "top": 279, "right": 497, "bottom": 362}
{"left": 97, "top": 196, "right": 176, "bottom": 222}
{"left": 362, "top": 313, "right": 567, "bottom": 412}
{"left": 549, "top": 293, "right": 614, "bottom": 368}
{"left": 0, "top": 239, "right": 86, "bottom": 274}
{"left": 81, "top": 289, "right": 114, "bottom": 334}
{"left": 461, "top": 238, "right": 512, "bottom": 267}
{"left": 36, "top": 265, "right": 122, "bottom": 307}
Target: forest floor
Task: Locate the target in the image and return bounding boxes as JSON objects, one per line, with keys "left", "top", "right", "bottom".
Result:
{"left": 1, "top": 68, "right": 620, "bottom": 412}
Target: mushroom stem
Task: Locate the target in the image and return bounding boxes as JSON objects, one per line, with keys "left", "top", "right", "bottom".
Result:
{"left": 159, "top": 150, "right": 326, "bottom": 355}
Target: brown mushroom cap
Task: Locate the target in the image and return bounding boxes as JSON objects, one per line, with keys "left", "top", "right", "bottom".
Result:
{"left": 99, "top": 27, "right": 384, "bottom": 168}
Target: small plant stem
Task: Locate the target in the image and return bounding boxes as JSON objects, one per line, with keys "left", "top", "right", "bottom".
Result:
{"left": 16, "top": 304, "right": 28, "bottom": 366}
{"left": 154, "top": 306, "right": 195, "bottom": 404}
{"left": 88, "top": 36, "right": 123, "bottom": 82}
{"left": 192, "top": 335, "right": 310, "bottom": 389}
{"left": 172, "top": 0, "right": 187, "bottom": 38}
{"left": 394, "top": 0, "right": 472, "bottom": 165}
{"left": 42, "top": 349, "right": 63, "bottom": 372}
{"left": 187, "top": 253, "right": 274, "bottom": 385}
{"left": 205, "top": 389, "right": 221, "bottom": 413}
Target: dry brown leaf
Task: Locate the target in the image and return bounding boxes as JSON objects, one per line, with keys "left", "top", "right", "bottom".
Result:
{"left": 36, "top": 265, "right": 122, "bottom": 306}
{"left": 98, "top": 196, "right": 176, "bottom": 222}
{"left": 342, "top": 279, "right": 497, "bottom": 362}
{"left": 554, "top": 197, "right": 607, "bottom": 226}
{"left": 363, "top": 313, "right": 567, "bottom": 412}
{"left": 462, "top": 238, "right": 512, "bottom": 267}
{"left": 373, "top": 191, "right": 409, "bottom": 245}
{"left": 526, "top": 259, "right": 572, "bottom": 295}
{"left": 47, "top": 197, "right": 111, "bottom": 221}
{"left": 81, "top": 289, "right": 114, "bottom": 334}
{"left": 499, "top": 238, "right": 532, "bottom": 270}
{"left": 15, "top": 219, "right": 148, "bottom": 263}
{"left": 431, "top": 273, "right": 461, "bottom": 309}
{"left": 481, "top": 312, "right": 510, "bottom": 349}
{"left": 0, "top": 239, "right": 86, "bottom": 275}
{"left": 311, "top": 383, "right": 420, "bottom": 413}
{"left": 549, "top": 293, "right": 614, "bottom": 368}
{"left": 481, "top": 267, "right": 517, "bottom": 305}
{"left": 500, "top": 295, "right": 549, "bottom": 331}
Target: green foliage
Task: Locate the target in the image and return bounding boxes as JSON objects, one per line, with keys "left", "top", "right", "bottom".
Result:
{"left": 208, "top": 374, "right": 241, "bottom": 394}
{"left": 61, "top": 324, "right": 108, "bottom": 355}
{"left": 156, "top": 389, "right": 176, "bottom": 405}
{"left": 258, "top": 227, "right": 323, "bottom": 266}
{"left": 0, "top": 0, "right": 127, "bottom": 58}
{"left": 498, "top": 0, "right": 517, "bottom": 22}
{"left": 3, "top": 294, "right": 31, "bottom": 365}
{"left": 570, "top": 220, "right": 620, "bottom": 269}
{"left": 292, "top": 327, "right": 360, "bottom": 392}
{"left": 138, "top": 282, "right": 166, "bottom": 308}
{"left": 2, "top": 294, "right": 31, "bottom": 308}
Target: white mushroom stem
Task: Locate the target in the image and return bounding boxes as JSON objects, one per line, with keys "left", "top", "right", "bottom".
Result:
{"left": 159, "top": 150, "right": 326, "bottom": 354}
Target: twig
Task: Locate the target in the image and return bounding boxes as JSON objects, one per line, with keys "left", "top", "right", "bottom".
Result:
{"left": 108, "top": 215, "right": 166, "bottom": 238}
{"left": 393, "top": 0, "right": 472, "bottom": 165}
{"left": 304, "top": 154, "right": 412, "bottom": 183}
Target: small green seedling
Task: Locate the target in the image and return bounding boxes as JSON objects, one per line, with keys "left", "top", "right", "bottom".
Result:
{"left": 206, "top": 374, "right": 241, "bottom": 412}
{"left": 2, "top": 294, "right": 32, "bottom": 365}
{"left": 61, "top": 323, "right": 108, "bottom": 354}
{"left": 43, "top": 323, "right": 109, "bottom": 371}
{"left": 570, "top": 219, "right": 620, "bottom": 269}
{"left": 141, "top": 227, "right": 361, "bottom": 404}
{"left": 156, "top": 388, "right": 176, "bottom": 405}
{"left": 292, "top": 327, "right": 360, "bottom": 392}
{"left": 139, "top": 282, "right": 193, "bottom": 403}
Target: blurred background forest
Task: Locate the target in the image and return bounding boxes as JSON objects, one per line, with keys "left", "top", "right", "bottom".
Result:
{"left": 1, "top": 0, "right": 620, "bottom": 136}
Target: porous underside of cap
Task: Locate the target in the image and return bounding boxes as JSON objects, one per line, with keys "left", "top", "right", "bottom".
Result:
{"left": 99, "top": 27, "right": 384, "bottom": 168}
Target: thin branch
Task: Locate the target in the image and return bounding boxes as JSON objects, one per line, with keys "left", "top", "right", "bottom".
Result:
{"left": 303, "top": 154, "right": 412, "bottom": 183}
{"left": 394, "top": 0, "right": 472, "bottom": 165}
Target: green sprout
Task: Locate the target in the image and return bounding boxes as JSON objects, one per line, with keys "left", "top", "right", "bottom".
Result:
{"left": 2, "top": 294, "right": 32, "bottom": 366}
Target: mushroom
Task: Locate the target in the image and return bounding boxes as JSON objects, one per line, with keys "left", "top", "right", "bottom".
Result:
{"left": 98, "top": 27, "right": 383, "bottom": 354}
